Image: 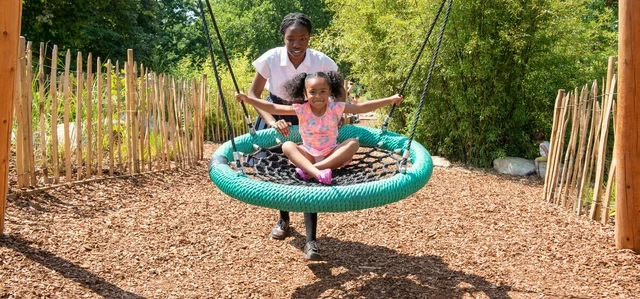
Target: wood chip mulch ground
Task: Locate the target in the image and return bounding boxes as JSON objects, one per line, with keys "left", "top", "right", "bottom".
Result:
{"left": 1, "top": 142, "right": 639, "bottom": 298}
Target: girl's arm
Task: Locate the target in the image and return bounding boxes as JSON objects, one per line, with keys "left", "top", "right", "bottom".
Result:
{"left": 248, "top": 72, "right": 280, "bottom": 123}
{"left": 235, "top": 92, "right": 296, "bottom": 116}
{"left": 343, "top": 94, "right": 403, "bottom": 114}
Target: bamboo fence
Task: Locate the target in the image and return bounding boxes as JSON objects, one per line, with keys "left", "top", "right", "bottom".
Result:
{"left": 543, "top": 57, "right": 617, "bottom": 224}
{"left": 9, "top": 40, "right": 249, "bottom": 197}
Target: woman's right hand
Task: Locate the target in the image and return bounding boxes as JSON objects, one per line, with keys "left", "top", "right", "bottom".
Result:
{"left": 270, "top": 119, "right": 291, "bottom": 137}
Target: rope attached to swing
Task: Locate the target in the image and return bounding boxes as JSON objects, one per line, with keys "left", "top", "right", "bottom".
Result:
{"left": 391, "top": 0, "right": 453, "bottom": 171}
{"left": 201, "top": 0, "right": 255, "bottom": 135}
{"left": 381, "top": 0, "right": 449, "bottom": 132}
{"left": 197, "top": 0, "right": 244, "bottom": 172}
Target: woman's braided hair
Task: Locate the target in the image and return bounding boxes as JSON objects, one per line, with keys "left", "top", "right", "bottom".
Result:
{"left": 282, "top": 71, "right": 345, "bottom": 104}
{"left": 279, "top": 12, "right": 312, "bottom": 36}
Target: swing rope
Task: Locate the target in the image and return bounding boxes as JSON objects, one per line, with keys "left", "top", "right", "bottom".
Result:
{"left": 404, "top": 0, "right": 453, "bottom": 154}
{"left": 196, "top": 0, "right": 243, "bottom": 171}
{"left": 201, "top": 0, "right": 255, "bottom": 135}
{"left": 381, "top": 0, "right": 448, "bottom": 132}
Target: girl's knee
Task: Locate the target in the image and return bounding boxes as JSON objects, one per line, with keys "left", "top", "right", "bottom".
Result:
{"left": 282, "top": 141, "right": 297, "bottom": 151}
{"left": 345, "top": 138, "right": 359, "bottom": 147}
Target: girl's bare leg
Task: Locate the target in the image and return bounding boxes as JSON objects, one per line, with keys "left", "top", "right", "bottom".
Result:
{"left": 282, "top": 141, "right": 321, "bottom": 178}
{"left": 315, "top": 138, "right": 359, "bottom": 170}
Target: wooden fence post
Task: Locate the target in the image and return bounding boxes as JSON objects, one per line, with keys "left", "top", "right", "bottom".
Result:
{"left": 590, "top": 75, "right": 616, "bottom": 220}
{"left": 38, "top": 42, "right": 50, "bottom": 184}
{"left": 51, "top": 45, "right": 60, "bottom": 183}
{"left": 0, "top": 0, "right": 22, "bottom": 234}
{"left": 615, "top": 0, "right": 640, "bottom": 252}
{"left": 544, "top": 90, "right": 564, "bottom": 201}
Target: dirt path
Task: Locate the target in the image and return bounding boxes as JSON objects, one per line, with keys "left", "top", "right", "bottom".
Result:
{"left": 1, "top": 143, "right": 638, "bottom": 298}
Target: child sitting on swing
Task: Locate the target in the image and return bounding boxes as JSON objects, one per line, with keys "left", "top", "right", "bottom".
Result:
{"left": 235, "top": 71, "right": 403, "bottom": 185}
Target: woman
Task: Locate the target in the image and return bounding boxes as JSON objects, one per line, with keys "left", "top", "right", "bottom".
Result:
{"left": 248, "top": 12, "right": 345, "bottom": 261}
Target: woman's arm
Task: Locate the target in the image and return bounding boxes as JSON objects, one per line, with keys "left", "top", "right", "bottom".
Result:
{"left": 236, "top": 93, "right": 296, "bottom": 116}
{"left": 343, "top": 94, "right": 403, "bottom": 114}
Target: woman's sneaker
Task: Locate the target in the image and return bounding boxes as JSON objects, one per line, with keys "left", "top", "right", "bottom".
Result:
{"left": 303, "top": 240, "right": 322, "bottom": 261}
{"left": 317, "top": 169, "right": 332, "bottom": 185}
{"left": 270, "top": 219, "right": 289, "bottom": 240}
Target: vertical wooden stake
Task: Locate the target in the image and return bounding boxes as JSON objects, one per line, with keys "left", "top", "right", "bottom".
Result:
{"left": 15, "top": 38, "right": 25, "bottom": 188}
{"left": 96, "top": 57, "right": 103, "bottom": 176}
{"left": 25, "top": 42, "right": 36, "bottom": 187}
{"left": 115, "top": 61, "right": 123, "bottom": 173}
{"left": 63, "top": 50, "right": 72, "bottom": 182}
{"left": 0, "top": 0, "right": 23, "bottom": 234}
{"left": 615, "top": 0, "right": 640, "bottom": 252}
{"left": 76, "top": 52, "right": 83, "bottom": 180}
{"left": 107, "top": 60, "right": 114, "bottom": 176}
{"left": 50, "top": 45, "right": 60, "bottom": 183}
{"left": 86, "top": 53, "right": 93, "bottom": 178}
{"left": 590, "top": 76, "right": 616, "bottom": 220}
{"left": 38, "top": 42, "right": 50, "bottom": 184}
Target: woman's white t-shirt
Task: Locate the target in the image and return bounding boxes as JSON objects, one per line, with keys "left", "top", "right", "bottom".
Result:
{"left": 252, "top": 47, "right": 338, "bottom": 99}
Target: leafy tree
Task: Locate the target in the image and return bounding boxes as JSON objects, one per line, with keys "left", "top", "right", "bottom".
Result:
{"left": 317, "top": 0, "right": 616, "bottom": 167}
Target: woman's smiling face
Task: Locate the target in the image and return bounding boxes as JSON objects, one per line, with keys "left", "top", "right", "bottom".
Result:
{"left": 283, "top": 24, "right": 310, "bottom": 63}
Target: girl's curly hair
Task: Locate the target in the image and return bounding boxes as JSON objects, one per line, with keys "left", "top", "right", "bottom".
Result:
{"left": 282, "top": 71, "right": 344, "bottom": 104}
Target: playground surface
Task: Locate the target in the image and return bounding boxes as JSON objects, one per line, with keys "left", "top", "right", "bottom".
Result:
{"left": 1, "top": 143, "right": 638, "bottom": 298}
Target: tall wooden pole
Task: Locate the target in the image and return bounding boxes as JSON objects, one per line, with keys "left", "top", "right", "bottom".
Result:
{"left": 615, "top": 0, "right": 640, "bottom": 253}
{"left": 0, "top": 0, "right": 23, "bottom": 234}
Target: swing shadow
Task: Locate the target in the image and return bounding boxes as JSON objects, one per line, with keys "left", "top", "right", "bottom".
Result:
{"left": 1, "top": 234, "right": 144, "bottom": 299}
{"left": 287, "top": 231, "right": 513, "bottom": 299}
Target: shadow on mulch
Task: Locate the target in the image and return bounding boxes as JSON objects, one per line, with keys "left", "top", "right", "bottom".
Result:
{"left": 0, "top": 234, "right": 144, "bottom": 299}
{"left": 286, "top": 231, "right": 513, "bottom": 299}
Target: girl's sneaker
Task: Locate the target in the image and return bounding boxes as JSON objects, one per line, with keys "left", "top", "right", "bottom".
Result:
{"left": 317, "top": 169, "right": 332, "bottom": 185}
{"left": 296, "top": 168, "right": 311, "bottom": 180}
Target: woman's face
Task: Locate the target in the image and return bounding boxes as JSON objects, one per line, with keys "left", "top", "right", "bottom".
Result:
{"left": 283, "top": 24, "right": 310, "bottom": 62}
{"left": 305, "top": 77, "right": 331, "bottom": 112}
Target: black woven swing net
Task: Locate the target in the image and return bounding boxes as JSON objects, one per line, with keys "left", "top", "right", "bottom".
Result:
{"left": 233, "top": 143, "right": 410, "bottom": 186}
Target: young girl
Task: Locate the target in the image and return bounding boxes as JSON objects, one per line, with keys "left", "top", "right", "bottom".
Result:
{"left": 247, "top": 13, "right": 345, "bottom": 249}
{"left": 236, "top": 71, "right": 403, "bottom": 185}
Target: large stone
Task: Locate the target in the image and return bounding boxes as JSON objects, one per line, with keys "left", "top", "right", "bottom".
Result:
{"left": 539, "top": 162, "right": 547, "bottom": 179}
{"left": 493, "top": 157, "right": 536, "bottom": 176}
{"left": 56, "top": 122, "right": 78, "bottom": 149}
{"left": 431, "top": 156, "right": 451, "bottom": 168}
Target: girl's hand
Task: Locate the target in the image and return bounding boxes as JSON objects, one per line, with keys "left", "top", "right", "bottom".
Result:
{"left": 270, "top": 119, "right": 291, "bottom": 137}
{"left": 235, "top": 92, "right": 248, "bottom": 103}
{"left": 390, "top": 94, "right": 404, "bottom": 105}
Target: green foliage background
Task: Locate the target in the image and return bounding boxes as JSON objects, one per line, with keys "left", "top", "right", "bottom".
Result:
{"left": 21, "top": 0, "right": 618, "bottom": 167}
{"left": 314, "top": 0, "right": 617, "bottom": 166}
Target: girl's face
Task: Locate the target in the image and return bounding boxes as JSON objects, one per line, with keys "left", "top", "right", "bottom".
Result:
{"left": 283, "top": 24, "right": 310, "bottom": 63}
{"left": 305, "top": 77, "right": 331, "bottom": 113}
